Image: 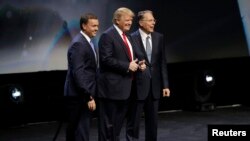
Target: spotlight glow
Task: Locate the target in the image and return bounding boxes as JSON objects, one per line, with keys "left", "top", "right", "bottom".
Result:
{"left": 205, "top": 75, "right": 213, "bottom": 83}
{"left": 11, "top": 88, "right": 21, "bottom": 99}
{"left": 9, "top": 85, "right": 24, "bottom": 104}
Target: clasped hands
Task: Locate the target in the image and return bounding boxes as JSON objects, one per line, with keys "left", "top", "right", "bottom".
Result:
{"left": 129, "top": 59, "right": 146, "bottom": 72}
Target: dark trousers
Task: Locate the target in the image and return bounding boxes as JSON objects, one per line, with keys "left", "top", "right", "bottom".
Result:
{"left": 126, "top": 87, "right": 159, "bottom": 141}
{"left": 98, "top": 81, "right": 136, "bottom": 141}
{"left": 65, "top": 97, "right": 92, "bottom": 141}
{"left": 98, "top": 98, "right": 128, "bottom": 141}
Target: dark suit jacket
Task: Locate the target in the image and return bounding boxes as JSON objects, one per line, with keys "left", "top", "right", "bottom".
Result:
{"left": 132, "top": 30, "right": 169, "bottom": 100}
{"left": 97, "top": 25, "right": 135, "bottom": 100}
{"left": 64, "top": 33, "right": 97, "bottom": 101}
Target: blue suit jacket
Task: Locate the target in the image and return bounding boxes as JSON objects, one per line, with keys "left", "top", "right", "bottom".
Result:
{"left": 64, "top": 33, "right": 97, "bottom": 101}
{"left": 97, "top": 26, "right": 135, "bottom": 100}
{"left": 132, "top": 30, "right": 169, "bottom": 100}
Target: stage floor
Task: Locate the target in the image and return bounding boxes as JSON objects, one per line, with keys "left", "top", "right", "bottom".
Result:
{"left": 1, "top": 105, "right": 250, "bottom": 141}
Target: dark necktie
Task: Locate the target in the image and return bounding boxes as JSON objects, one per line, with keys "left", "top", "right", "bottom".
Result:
{"left": 122, "top": 32, "right": 132, "bottom": 61}
{"left": 146, "top": 36, "right": 152, "bottom": 62}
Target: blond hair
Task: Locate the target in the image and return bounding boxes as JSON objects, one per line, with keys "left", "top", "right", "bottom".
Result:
{"left": 112, "top": 7, "right": 134, "bottom": 24}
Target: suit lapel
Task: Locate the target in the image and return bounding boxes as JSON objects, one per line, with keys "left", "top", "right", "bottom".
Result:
{"left": 151, "top": 32, "right": 158, "bottom": 64}
{"left": 135, "top": 30, "right": 149, "bottom": 63}
{"left": 80, "top": 34, "right": 97, "bottom": 66}
{"left": 111, "top": 26, "right": 132, "bottom": 61}
{"left": 126, "top": 34, "right": 136, "bottom": 60}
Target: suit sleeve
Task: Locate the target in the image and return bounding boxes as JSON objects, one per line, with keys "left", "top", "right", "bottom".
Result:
{"left": 160, "top": 35, "right": 169, "bottom": 88}
{"left": 98, "top": 33, "right": 130, "bottom": 74}
{"left": 68, "top": 42, "right": 95, "bottom": 97}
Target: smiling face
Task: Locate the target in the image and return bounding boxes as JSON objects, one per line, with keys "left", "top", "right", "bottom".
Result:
{"left": 113, "top": 7, "right": 134, "bottom": 32}
{"left": 116, "top": 14, "right": 133, "bottom": 32}
{"left": 139, "top": 12, "right": 156, "bottom": 34}
{"left": 82, "top": 18, "right": 99, "bottom": 38}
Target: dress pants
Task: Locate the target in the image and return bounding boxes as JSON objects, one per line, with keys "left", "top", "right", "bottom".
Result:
{"left": 65, "top": 97, "right": 91, "bottom": 141}
{"left": 126, "top": 85, "right": 159, "bottom": 141}
{"left": 98, "top": 81, "right": 136, "bottom": 141}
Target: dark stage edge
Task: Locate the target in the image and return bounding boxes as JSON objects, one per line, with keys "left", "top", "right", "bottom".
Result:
{"left": 1, "top": 105, "right": 250, "bottom": 141}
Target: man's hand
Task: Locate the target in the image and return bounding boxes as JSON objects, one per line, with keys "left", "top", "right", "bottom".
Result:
{"left": 138, "top": 60, "right": 146, "bottom": 71}
{"left": 163, "top": 88, "right": 170, "bottom": 97}
{"left": 129, "top": 59, "right": 139, "bottom": 72}
{"left": 88, "top": 96, "right": 96, "bottom": 111}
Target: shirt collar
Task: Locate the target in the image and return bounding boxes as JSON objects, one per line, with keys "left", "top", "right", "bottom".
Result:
{"left": 139, "top": 28, "right": 151, "bottom": 39}
{"left": 113, "top": 24, "right": 124, "bottom": 36}
{"left": 80, "top": 30, "right": 91, "bottom": 43}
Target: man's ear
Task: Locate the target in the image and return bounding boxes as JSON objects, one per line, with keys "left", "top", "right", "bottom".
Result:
{"left": 82, "top": 24, "right": 86, "bottom": 31}
{"left": 138, "top": 20, "right": 143, "bottom": 27}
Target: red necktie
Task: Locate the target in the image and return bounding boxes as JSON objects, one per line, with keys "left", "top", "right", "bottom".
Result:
{"left": 122, "top": 32, "right": 132, "bottom": 61}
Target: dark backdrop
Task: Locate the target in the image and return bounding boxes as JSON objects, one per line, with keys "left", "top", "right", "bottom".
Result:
{"left": 0, "top": 0, "right": 249, "bottom": 126}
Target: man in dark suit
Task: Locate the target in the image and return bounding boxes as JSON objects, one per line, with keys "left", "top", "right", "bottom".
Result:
{"left": 126, "top": 10, "right": 171, "bottom": 141}
{"left": 64, "top": 13, "right": 99, "bottom": 141}
{"left": 97, "top": 7, "right": 146, "bottom": 141}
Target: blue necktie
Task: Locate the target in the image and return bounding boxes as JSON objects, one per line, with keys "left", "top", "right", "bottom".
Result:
{"left": 90, "top": 40, "right": 97, "bottom": 65}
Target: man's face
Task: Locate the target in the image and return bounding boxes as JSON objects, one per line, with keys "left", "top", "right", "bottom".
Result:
{"left": 83, "top": 19, "right": 99, "bottom": 38}
{"left": 139, "top": 12, "right": 156, "bottom": 34}
{"left": 116, "top": 14, "right": 133, "bottom": 32}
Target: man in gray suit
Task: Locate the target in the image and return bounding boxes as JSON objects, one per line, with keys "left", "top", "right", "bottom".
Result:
{"left": 126, "top": 10, "right": 170, "bottom": 141}
{"left": 64, "top": 13, "right": 99, "bottom": 141}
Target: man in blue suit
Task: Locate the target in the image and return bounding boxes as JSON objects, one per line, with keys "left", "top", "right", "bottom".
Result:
{"left": 126, "top": 10, "right": 171, "bottom": 141}
{"left": 97, "top": 7, "right": 146, "bottom": 141}
{"left": 64, "top": 13, "right": 99, "bottom": 141}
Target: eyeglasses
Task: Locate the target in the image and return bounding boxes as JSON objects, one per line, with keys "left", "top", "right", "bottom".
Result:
{"left": 141, "top": 19, "right": 157, "bottom": 23}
